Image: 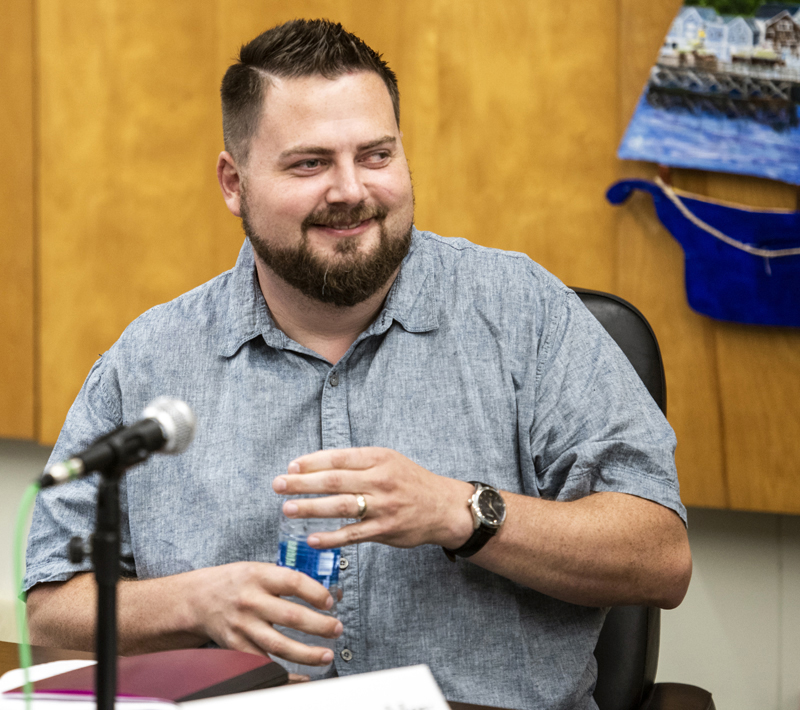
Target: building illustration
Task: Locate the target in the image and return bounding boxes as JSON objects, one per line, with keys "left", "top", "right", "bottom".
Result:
{"left": 619, "top": 2, "right": 800, "bottom": 185}
{"left": 650, "top": 3, "right": 800, "bottom": 129}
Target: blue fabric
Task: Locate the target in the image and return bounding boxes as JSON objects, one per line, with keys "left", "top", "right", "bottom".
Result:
{"left": 26, "top": 228, "right": 684, "bottom": 710}
{"left": 607, "top": 179, "right": 800, "bottom": 327}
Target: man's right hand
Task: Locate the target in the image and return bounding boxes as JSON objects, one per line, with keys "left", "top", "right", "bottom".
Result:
{"left": 187, "top": 561, "right": 342, "bottom": 665}
{"left": 26, "top": 561, "right": 342, "bottom": 666}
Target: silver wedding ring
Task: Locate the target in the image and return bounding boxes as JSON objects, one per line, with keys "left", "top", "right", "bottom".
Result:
{"left": 355, "top": 494, "right": 367, "bottom": 520}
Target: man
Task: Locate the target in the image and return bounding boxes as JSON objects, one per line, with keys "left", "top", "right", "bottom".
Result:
{"left": 25, "top": 19, "right": 691, "bottom": 710}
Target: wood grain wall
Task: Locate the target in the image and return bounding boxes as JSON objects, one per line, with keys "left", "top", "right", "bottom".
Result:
{"left": 616, "top": 1, "right": 800, "bottom": 512}
{"left": 0, "top": 0, "right": 36, "bottom": 440}
{"left": 4, "top": 0, "right": 799, "bottom": 513}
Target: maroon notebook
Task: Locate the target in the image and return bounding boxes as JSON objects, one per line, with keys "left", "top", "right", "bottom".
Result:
{"left": 5, "top": 648, "right": 288, "bottom": 702}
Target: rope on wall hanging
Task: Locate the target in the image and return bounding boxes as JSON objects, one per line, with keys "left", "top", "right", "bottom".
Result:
{"left": 607, "top": 178, "right": 800, "bottom": 327}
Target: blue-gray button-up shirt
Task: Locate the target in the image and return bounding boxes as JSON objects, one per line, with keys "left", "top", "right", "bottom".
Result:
{"left": 26, "top": 228, "right": 685, "bottom": 710}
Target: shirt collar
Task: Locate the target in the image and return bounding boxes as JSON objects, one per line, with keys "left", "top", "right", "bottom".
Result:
{"left": 372, "top": 227, "right": 440, "bottom": 336}
{"left": 219, "top": 227, "right": 439, "bottom": 357}
{"left": 218, "top": 241, "right": 280, "bottom": 357}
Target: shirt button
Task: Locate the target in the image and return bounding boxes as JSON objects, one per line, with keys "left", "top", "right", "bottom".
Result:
{"left": 341, "top": 648, "right": 353, "bottom": 662}
{"left": 330, "top": 372, "right": 339, "bottom": 387}
{"left": 338, "top": 557, "right": 349, "bottom": 570}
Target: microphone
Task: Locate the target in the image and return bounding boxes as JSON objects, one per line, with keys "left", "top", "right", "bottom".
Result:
{"left": 40, "top": 397, "right": 196, "bottom": 488}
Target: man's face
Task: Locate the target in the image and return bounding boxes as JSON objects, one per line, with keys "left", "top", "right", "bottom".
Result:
{"left": 237, "top": 71, "right": 414, "bottom": 307}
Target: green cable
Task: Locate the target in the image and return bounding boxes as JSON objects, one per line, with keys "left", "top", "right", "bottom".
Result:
{"left": 14, "top": 481, "right": 40, "bottom": 708}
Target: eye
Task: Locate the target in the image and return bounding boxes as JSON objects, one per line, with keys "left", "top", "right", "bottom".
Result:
{"left": 295, "top": 158, "right": 322, "bottom": 170}
{"left": 363, "top": 150, "right": 391, "bottom": 167}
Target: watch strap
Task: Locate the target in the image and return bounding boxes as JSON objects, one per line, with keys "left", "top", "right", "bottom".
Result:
{"left": 443, "top": 481, "right": 500, "bottom": 562}
{"left": 443, "top": 524, "right": 497, "bottom": 562}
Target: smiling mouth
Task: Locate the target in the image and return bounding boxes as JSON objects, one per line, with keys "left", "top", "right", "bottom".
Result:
{"left": 303, "top": 205, "right": 388, "bottom": 234}
{"left": 312, "top": 218, "right": 374, "bottom": 232}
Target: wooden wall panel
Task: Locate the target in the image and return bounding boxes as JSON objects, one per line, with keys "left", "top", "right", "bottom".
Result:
{"left": 718, "top": 325, "right": 800, "bottom": 513}
{"left": 426, "top": 0, "right": 620, "bottom": 291}
{"left": 617, "top": 3, "right": 800, "bottom": 513}
{"left": 616, "top": 0, "right": 729, "bottom": 508}
{"left": 681, "top": 172, "right": 800, "bottom": 513}
{"left": 37, "top": 0, "right": 243, "bottom": 442}
{"left": 0, "top": 0, "right": 35, "bottom": 440}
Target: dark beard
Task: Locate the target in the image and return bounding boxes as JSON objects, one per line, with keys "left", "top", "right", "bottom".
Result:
{"left": 241, "top": 195, "right": 412, "bottom": 308}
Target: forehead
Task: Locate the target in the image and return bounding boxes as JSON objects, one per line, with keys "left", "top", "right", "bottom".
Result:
{"left": 254, "top": 72, "right": 399, "bottom": 157}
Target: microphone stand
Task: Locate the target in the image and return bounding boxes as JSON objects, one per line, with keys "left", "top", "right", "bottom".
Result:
{"left": 68, "top": 437, "right": 131, "bottom": 710}
{"left": 92, "top": 465, "right": 124, "bottom": 710}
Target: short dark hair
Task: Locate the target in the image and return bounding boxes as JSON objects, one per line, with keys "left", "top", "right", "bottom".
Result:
{"left": 221, "top": 19, "right": 400, "bottom": 163}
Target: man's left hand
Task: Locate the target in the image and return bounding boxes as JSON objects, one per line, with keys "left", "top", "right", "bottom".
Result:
{"left": 272, "top": 447, "right": 475, "bottom": 550}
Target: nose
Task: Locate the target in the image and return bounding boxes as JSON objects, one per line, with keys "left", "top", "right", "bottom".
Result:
{"left": 325, "top": 163, "right": 369, "bottom": 205}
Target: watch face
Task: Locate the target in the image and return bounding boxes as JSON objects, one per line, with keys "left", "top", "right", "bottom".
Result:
{"left": 476, "top": 488, "right": 506, "bottom": 528}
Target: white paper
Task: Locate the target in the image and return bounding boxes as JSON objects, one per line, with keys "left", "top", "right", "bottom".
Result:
{"left": 0, "top": 662, "right": 97, "bottom": 694}
{"left": 183, "top": 664, "right": 451, "bottom": 710}
{"left": 0, "top": 660, "right": 174, "bottom": 709}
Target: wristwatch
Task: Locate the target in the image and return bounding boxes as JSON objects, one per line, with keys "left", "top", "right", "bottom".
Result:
{"left": 443, "top": 481, "right": 507, "bottom": 562}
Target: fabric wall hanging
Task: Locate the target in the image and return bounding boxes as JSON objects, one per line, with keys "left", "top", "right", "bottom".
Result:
{"left": 613, "top": 1, "right": 800, "bottom": 326}
{"left": 607, "top": 178, "right": 800, "bottom": 326}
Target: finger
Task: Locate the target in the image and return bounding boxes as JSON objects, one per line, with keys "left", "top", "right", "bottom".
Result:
{"left": 220, "top": 619, "right": 335, "bottom": 668}
{"left": 289, "top": 447, "right": 384, "bottom": 474}
{"left": 283, "top": 493, "right": 364, "bottom": 520}
{"left": 251, "top": 623, "right": 338, "bottom": 667}
{"left": 233, "top": 592, "right": 339, "bottom": 641}
{"left": 266, "top": 596, "right": 343, "bottom": 640}
{"left": 307, "top": 519, "right": 385, "bottom": 549}
{"left": 269, "top": 634, "right": 336, "bottom": 667}
{"left": 273, "top": 469, "right": 370, "bottom": 496}
{"left": 260, "top": 566, "right": 335, "bottom": 612}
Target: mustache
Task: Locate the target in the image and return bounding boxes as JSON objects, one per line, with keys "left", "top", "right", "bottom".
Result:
{"left": 302, "top": 204, "right": 388, "bottom": 230}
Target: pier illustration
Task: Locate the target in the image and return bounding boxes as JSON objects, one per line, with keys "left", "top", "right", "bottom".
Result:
{"left": 648, "top": 4, "right": 800, "bottom": 129}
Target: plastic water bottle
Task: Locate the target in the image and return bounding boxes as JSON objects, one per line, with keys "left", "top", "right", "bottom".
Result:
{"left": 272, "top": 504, "right": 343, "bottom": 679}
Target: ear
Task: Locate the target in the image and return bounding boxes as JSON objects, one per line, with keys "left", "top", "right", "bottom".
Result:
{"left": 217, "top": 151, "right": 243, "bottom": 217}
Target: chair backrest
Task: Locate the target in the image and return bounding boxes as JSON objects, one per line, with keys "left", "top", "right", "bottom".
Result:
{"left": 571, "top": 288, "right": 665, "bottom": 710}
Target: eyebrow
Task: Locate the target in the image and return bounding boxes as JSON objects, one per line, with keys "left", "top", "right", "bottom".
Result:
{"left": 279, "top": 135, "right": 396, "bottom": 160}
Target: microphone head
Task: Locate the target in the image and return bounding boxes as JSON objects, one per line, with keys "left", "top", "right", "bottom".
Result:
{"left": 142, "top": 397, "right": 196, "bottom": 454}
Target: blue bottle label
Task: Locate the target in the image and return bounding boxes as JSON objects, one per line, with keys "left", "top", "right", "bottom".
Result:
{"left": 278, "top": 538, "right": 340, "bottom": 589}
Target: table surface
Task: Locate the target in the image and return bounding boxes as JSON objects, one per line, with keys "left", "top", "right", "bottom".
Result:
{"left": 0, "top": 641, "right": 499, "bottom": 710}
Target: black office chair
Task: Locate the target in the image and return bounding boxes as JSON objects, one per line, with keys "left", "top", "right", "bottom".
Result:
{"left": 572, "top": 289, "right": 715, "bottom": 710}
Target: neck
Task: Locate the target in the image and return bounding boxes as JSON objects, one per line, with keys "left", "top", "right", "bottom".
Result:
{"left": 254, "top": 255, "right": 398, "bottom": 365}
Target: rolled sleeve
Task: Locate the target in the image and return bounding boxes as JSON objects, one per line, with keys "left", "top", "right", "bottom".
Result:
{"left": 24, "top": 352, "right": 136, "bottom": 593}
{"left": 529, "top": 290, "right": 686, "bottom": 525}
